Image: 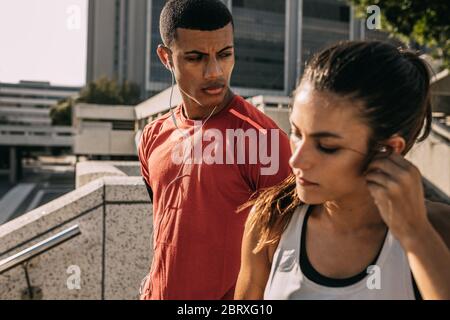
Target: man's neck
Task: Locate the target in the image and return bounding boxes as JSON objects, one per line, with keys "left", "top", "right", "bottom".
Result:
{"left": 181, "top": 89, "right": 235, "bottom": 120}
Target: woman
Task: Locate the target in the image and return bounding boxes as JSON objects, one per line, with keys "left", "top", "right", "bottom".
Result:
{"left": 235, "top": 41, "right": 450, "bottom": 300}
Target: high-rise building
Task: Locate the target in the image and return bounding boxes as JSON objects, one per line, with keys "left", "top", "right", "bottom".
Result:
{"left": 86, "top": 0, "right": 148, "bottom": 97}
{"left": 86, "top": 0, "right": 390, "bottom": 99}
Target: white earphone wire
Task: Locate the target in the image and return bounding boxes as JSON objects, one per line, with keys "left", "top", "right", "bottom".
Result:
{"left": 152, "top": 65, "right": 218, "bottom": 252}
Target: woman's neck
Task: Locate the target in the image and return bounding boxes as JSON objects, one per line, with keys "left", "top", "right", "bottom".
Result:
{"left": 314, "top": 191, "right": 386, "bottom": 234}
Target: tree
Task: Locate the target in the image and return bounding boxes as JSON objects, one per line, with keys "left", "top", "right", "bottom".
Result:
{"left": 348, "top": 0, "right": 450, "bottom": 70}
{"left": 49, "top": 77, "right": 142, "bottom": 126}
{"left": 119, "top": 80, "right": 142, "bottom": 106}
{"left": 78, "top": 77, "right": 141, "bottom": 105}
{"left": 50, "top": 97, "right": 75, "bottom": 126}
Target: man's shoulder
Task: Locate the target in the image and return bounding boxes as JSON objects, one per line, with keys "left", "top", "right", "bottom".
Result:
{"left": 141, "top": 111, "right": 174, "bottom": 139}
{"left": 231, "top": 95, "right": 284, "bottom": 131}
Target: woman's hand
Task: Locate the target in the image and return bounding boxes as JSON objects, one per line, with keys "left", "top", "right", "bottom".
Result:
{"left": 364, "top": 151, "right": 432, "bottom": 249}
{"left": 365, "top": 152, "right": 450, "bottom": 299}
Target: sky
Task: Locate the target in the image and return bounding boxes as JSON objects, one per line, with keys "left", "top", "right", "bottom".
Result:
{"left": 0, "top": 0, "right": 88, "bottom": 87}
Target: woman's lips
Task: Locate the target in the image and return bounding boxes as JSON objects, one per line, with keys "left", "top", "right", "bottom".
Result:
{"left": 296, "top": 176, "right": 319, "bottom": 187}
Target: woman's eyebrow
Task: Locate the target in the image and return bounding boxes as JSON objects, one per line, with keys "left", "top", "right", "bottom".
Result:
{"left": 310, "top": 132, "right": 344, "bottom": 139}
{"left": 289, "top": 119, "right": 344, "bottom": 139}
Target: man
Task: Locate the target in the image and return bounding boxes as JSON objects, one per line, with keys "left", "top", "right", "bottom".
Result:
{"left": 138, "top": 0, "right": 291, "bottom": 300}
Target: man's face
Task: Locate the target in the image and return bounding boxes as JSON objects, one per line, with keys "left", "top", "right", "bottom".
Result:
{"left": 168, "top": 23, "right": 235, "bottom": 108}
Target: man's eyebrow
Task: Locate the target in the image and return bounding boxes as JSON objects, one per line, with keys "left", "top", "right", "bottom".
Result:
{"left": 184, "top": 50, "right": 206, "bottom": 55}
{"left": 289, "top": 118, "right": 344, "bottom": 139}
{"left": 218, "top": 46, "right": 234, "bottom": 53}
{"left": 184, "top": 46, "right": 234, "bottom": 55}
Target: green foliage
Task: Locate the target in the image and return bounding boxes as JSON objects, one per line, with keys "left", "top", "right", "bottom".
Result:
{"left": 50, "top": 97, "right": 75, "bottom": 126}
{"left": 348, "top": 0, "right": 450, "bottom": 69}
{"left": 78, "top": 77, "right": 141, "bottom": 105}
{"left": 50, "top": 77, "right": 142, "bottom": 126}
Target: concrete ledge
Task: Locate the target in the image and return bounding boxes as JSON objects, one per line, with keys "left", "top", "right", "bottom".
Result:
{"left": 76, "top": 162, "right": 127, "bottom": 189}
{"left": 0, "top": 176, "right": 153, "bottom": 300}
{"left": 75, "top": 161, "right": 142, "bottom": 189}
{"left": 0, "top": 179, "right": 104, "bottom": 247}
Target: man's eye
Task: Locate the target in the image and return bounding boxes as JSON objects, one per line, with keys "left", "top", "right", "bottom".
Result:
{"left": 186, "top": 56, "right": 202, "bottom": 62}
{"left": 219, "top": 52, "right": 232, "bottom": 58}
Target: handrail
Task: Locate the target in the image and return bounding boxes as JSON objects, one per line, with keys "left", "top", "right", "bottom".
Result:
{"left": 0, "top": 224, "right": 81, "bottom": 274}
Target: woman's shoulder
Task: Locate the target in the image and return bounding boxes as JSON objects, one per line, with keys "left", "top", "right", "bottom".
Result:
{"left": 425, "top": 199, "right": 450, "bottom": 248}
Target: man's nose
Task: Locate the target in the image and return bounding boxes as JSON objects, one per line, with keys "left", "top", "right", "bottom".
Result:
{"left": 204, "top": 57, "right": 223, "bottom": 79}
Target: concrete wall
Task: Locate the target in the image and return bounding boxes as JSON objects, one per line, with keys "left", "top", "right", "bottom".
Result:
{"left": 0, "top": 164, "right": 153, "bottom": 300}
{"left": 407, "top": 129, "right": 450, "bottom": 198}
{"left": 263, "top": 108, "right": 291, "bottom": 135}
{"left": 74, "top": 130, "right": 136, "bottom": 156}
{"left": 247, "top": 95, "right": 292, "bottom": 134}
{"left": 74, "top": 103, "right": 136, "bottom": 121}
{"left": 73, "top": 104, "right": 137, "bottom": 156}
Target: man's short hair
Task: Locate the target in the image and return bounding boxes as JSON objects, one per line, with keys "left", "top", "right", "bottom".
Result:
{"left": 160, "top": 0, "right": 234, "bottom": 46}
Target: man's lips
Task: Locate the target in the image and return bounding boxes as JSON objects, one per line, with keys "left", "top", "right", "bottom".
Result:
{"left": 202, "top": 85, "right": 225, "bottom": 95}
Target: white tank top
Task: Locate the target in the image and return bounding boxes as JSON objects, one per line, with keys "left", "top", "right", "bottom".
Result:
{"left": 264, "top": 204, "right": 417, "bottom": 300}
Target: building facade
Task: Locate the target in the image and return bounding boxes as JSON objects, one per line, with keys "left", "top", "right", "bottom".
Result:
{"left": 0, "top": 81, "right": 80, "bottom": 183}
{"left": 86, "top": 0, "right": 148, "bottom": 96}
{"left": 0, "top": 81, "right": 80, "bottom": 127}
{"left": 86, "top": 0, "right": 390, "bottom": 99}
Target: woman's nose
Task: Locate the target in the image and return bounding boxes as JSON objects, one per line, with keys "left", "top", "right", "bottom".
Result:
{"left": 289, "top": 141, "right": 313, "bottom": 171}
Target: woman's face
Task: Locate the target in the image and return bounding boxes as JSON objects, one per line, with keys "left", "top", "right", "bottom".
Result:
{"left": 289, "top": 82, "right": 373, "bottom": 204}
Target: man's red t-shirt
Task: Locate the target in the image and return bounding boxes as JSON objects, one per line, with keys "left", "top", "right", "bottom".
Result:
{"left": 138, "top": 95, "right": 292, "bottom": 299}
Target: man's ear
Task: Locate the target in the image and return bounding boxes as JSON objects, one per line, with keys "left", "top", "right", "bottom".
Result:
{"left": 157, "top": 45, "right": 172, "bottom": 70}
{"left": 384, "top": 134, "right": 406, "bottom": 155}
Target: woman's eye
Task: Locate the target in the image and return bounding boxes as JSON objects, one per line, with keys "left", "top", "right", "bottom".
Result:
{"left": 318, "top": 145, "right": 339, "bottom": 154}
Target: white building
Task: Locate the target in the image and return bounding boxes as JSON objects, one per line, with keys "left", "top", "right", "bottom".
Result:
{"left": 0, "top": 81, "right": 80, "bottom": 127}
{"left": 0, "top": 81, "right": 80, "bottom": 183}
{"left": 73, "top": 103, "right": 137, "bottom": 158}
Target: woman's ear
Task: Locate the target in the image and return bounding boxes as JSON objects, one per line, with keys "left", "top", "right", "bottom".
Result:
{"left": 384, "top": 135, "right": 406, "bottom": 155}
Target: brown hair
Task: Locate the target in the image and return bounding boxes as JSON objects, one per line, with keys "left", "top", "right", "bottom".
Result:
{"left": 241, "top": 41, "right": 433, "bottom": 253}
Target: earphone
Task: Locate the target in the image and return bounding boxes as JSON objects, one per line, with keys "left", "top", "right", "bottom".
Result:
{"left": 166, "top": 60, "right": 187, "bottom": 138}
{"left": 151, "top": 45, "right": 219, "bottom": 256}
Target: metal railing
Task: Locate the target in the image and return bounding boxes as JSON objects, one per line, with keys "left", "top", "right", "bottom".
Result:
{"left": 0, "top": 224, "right": 81, "bottom": 275}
